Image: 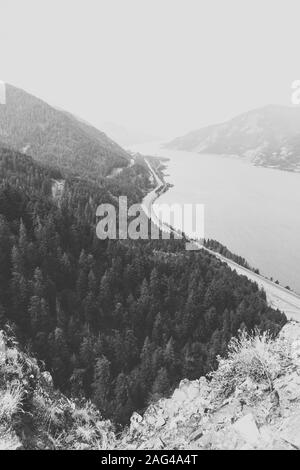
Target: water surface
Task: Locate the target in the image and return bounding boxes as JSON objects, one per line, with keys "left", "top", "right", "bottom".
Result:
{"left": 131, "top": 142, "right": 300, "bottom": 293}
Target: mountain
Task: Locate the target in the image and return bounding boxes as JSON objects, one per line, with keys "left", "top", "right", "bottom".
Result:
{"left": 100, "top": 121, "right": 161, "bottom": 147}
{"left": 0, "top": 87, "right": 289, "bottom": 446}
{"left": 0, "top": 84, "right": 130, "bottom": 179}
{"left": 166, "top": 105, "right": 300, "bottom": 171}
{"left": 0, "top": 144, "right": 285, "bottom": 427}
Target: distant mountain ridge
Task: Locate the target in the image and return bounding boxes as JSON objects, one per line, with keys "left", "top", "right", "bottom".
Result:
{"left": 166, "top": 105, "right": 300, "bottom": 171}
{"left": 0, "top": 84, "right": 130, "bottom": 180}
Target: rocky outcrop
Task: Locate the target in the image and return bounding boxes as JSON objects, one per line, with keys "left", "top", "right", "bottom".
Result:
{"left": 2, "top": 322, "right": 300, "bottom": 450}
{"left": 119, "top": 322, "right": 300, "bottom": 450}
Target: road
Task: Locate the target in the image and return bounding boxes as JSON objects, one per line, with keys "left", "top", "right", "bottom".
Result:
{"left": 202, "top": 246, "right": 300, "bottom": 321}
{"left": 142, "top": 159, "right": 172, "bottom": 235}
{"left": 143, "top": 160, "right": 300, "bottom": 321}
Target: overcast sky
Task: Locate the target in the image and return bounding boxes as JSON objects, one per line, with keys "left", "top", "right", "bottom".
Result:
{"left": 1, "top": 0, "right": 300, "bottom": 138}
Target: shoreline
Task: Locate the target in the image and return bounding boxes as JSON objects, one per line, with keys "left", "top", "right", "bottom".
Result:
{"left": 141, "top": 158, "right": 173, "bottom": 236}
{"left": 143, "top": 156, "right": 300, "bottom": 321}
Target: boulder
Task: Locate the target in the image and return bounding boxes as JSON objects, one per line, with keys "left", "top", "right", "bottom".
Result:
{"left": 233, "top": 414, "right": 260, "bottom": 447}
{"left": 280, "top": 412, "right": 300, "bottom": 449}
{"left": 275, "top": 371, "right": 300, "bottom": 403}
{"left": 41, "top": 371, "right": 53, "bottom": 388}
{"left": 188, "top": 429, "right": 203, "bottom": 442}
{"left": 130, "top": 412, "right": 143, "bottom": 434}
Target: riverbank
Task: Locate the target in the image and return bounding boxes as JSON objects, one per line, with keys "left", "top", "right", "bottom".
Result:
{"left": 142, "top": 156, "right": 300, "bottom": 321}
{"left": 141, "top": 158, "right": 173, "bottom": 235}
{"left": 203, "top": 245, "right": 300, "bottom": 321}
{"left": 130, "top": 142, "right": 300, "bottom": 294}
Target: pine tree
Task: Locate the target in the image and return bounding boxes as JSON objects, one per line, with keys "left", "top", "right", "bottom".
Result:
{"left": 150, "top": 367, "right": 170, "bottom": 402}
{"left": 92, "top": 356, "right": 111, "bottom": 415}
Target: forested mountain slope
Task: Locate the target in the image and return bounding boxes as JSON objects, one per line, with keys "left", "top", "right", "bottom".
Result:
{"left": 0, "top": 328, "right": 116, "bottom": 450}
{"left": 166, "top": 105, "right": 300, "bottom": 171}
{"left": 0, "top": 315, "right": 296, "bottom": 450}
{"left": 0, "top": 145, "right": 286, "bottom": 425}
{"left": 0, "top": 84, "right": 130, "bottom": 179}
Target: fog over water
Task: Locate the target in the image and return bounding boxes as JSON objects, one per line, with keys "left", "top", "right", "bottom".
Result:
{"left": 131, "top": 142, "right": 300, "bottom": 294}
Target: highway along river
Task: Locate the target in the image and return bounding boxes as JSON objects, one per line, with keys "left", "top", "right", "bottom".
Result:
{"left": 131, "top": 142, "right": 300, "bottom": 297}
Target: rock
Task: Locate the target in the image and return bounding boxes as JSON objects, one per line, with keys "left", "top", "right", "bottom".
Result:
{"left": 156, "top": 416, "right": 166, "bottom": 427}
{"left": 145, "top": 415, "right": 156, "bottom": 426}
{"left": 280, "top": 412, "right": 300, "bottom": 449}
{"left": 188, "top": 429, "right": 203, "bottom": 442}
{"left": 130, "top": 412, "right": 143, "bottom": 433}
{"left": 280, "top": 321, "right": 300, "bottom": 343}
{"left": 172, "top": 388, "right": 188, "bottom": 403}
{"left": 233, "top": 414, "right": 260, "bottom": 447}
{"left": 275, "top": 371, "right": 300, "bottom": 403}
{"left": 131, "top": 412, "right": 143, "bottom": 423}
{"left": 185, "top": 382, "right": 201, "bottom": 401}
{"left": 121, "top": 321, "right": 300, "bottom": 450}
{"left": 241, "top": 377, "right": 257, "bottom": 392}
{"left": 154, "top": 437, "right": 165, "bottom": 449}
{"left": 197, "top": 431, "right": 215, "bottom": 449}
{"left": 258, "top": 425, "right": 286, "bottom": 449}
{"left": 172, "top": 380, "right": 202, "bottom": 405}
{"left": 41, "top": 371, "right": 53, "bottom": 388}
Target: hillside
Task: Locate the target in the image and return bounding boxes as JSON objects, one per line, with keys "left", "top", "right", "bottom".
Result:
{"left": 0, "top": 144, "right": 286, "bottom": 427}
{"left": 0, "top": 139, "right": 294, "bottom": 451}
{"left": 2, "top": 321, "right": 300, "bottom": 450}
{"left": 166, "top": 105, "right": 300, "bottom": 172}
{"left": 0, "top": 84, "right": 130, "bottom": 179}
{"left": 119, "top": 321, "right": 300, "bottom": 450}
{"left": 0, "top": 328, "right": 115, "bottom": 450}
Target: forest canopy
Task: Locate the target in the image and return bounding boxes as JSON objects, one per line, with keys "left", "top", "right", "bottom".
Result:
{"left": 0, "top": 146, "right": 286, "bottom": 425}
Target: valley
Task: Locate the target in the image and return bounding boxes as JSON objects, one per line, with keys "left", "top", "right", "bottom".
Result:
{"left": 0, "top": 84, "right": 293, "bottom": 438}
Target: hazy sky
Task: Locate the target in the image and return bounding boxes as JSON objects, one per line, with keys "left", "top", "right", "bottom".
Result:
{"left": 1, "top": 0, "right": 300, "bottom": 138}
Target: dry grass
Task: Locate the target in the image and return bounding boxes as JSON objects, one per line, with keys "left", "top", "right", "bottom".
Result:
{"left": 0, "top": 384, "right": 23, "bottom": 421}
{"left": 76, "top": 424, "right": 96, "bottom": 442}
{"left": 0, "top": 329, "right": 116, "bottom": 449}
{"left": 210, "top": 329, "right": 291, "bottom": 398}
{"left": 0, "top": 425, "right": 21, "bottom": 450}
{"left": 72, "top": 401, "right": 99, "bottom": 424}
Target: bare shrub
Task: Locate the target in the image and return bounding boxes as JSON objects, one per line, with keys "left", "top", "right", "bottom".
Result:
{"left": 209, "top": 329, "right": 291, "bottom": 398}
{"left": 0, "top": 384, "right": 23, "bottom": 421}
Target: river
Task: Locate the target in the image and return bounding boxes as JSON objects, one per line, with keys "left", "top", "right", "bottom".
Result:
{"left": 130, "top": 142, "right": 300, "bottom": 294}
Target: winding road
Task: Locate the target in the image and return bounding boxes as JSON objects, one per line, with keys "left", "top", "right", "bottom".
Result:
{"left": 143, "top": 160, "right": 300, "bottom": 321}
